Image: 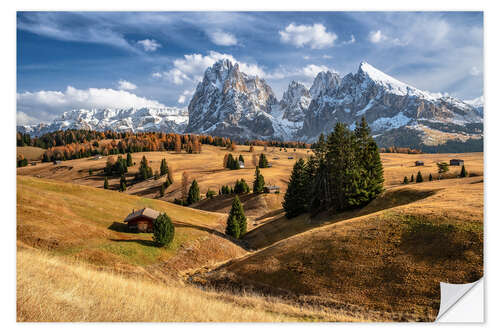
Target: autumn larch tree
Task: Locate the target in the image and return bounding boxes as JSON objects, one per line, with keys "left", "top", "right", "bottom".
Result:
{"left": 181, "top": 172, "right": 189, "bottom": 203}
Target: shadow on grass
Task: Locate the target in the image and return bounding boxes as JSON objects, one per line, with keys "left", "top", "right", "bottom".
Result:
{"left": 108, "top": 222, "right": 132, "bottom": 233}
{"left": 109, "top": 238, "right": 158, "bottom": 247}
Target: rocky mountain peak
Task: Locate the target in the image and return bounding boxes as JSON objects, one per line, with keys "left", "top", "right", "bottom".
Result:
{"left": 309, "top": 71, "right": 341, "bottom": 99}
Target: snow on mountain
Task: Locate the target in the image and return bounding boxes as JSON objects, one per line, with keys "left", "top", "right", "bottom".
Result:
{"left": 301, "top": 61, "right": 483, "bottom": 147}
{"left": 18, "top": 107, "right": 188, "bottom": 137}
{"left": 186, "top": 59, "right": 279, "bottom": 140}
{"left": 18, "top": 59, "right": 483, "bottom": 150}
{"left": 465, "top": 96, "right": 484, "bottom": 115}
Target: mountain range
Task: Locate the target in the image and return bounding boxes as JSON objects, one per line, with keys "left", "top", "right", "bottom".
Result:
{"left": 18, "top": 59, "right": 483, "bottom": 151}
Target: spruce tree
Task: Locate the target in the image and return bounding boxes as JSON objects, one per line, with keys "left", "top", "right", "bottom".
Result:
{"left": 225, "top": 215, "right": 240, "bottom": 239}
{"left": 258, "top": 153, "right": 269, "bottom": 168}
{"left": 239, "top": 155, "right": 245, "bottom": 163}
{"left": 253, "top": 167, "right": 265, "bottom": 193}
{"left": 126, "top": 152, "right": 132, "bottom": 167}
{"left": 429, "top": 173, "right": 433, "bottom": 181}
{"left": 119, "top": 175, "right": 127, "bottom": 192}
{"left": 104, "top": 177, "right": 109, "bottom": 189}
{"left": 153, "top": 213, "right": 175, "bottom": 247}
{"left": 226, "top": 195, "right": 246, "bottom": 237}
{"left": 416, "top": 171, "right": 423, "bottom": 183}
{"left": 160, "top": 183, "right": 165, "bottom": 197}
{"left": 283, "top": 158, "right": 309, "bottom": 218}
{"left": 187, "top": 179, "right": 201, "bottom": 205}
{"left": 410, "top": 174, "right": 414, "bottom": 182}
{"left": 403, "top": 176, "right": 409, "bottom": 184}
{"left": 160, "top": 158, "right": 168, "bottom": 176}
{"left": 460, "top": 165, "right": 467, "bottom": 178}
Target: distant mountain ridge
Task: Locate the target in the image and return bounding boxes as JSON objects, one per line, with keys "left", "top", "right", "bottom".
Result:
{"left": 18, "top": 59, "right": 483, "bottom": 151}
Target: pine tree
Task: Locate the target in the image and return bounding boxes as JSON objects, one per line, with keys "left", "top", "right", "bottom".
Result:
{"left": 253, "top": 167, "right": 265, "bottom": 193}
{"left": 403, "top": 176, "right": 409, "bottom": 184}
{"left": 238, "top": 155, "right": 245, "bottom": 163}
{"left": 226, "top": 195, "right": 246, "bottom": 237}
{"left": 104, "top": 177, "right": 109, "bottom": 189}
{"left": 119, "top": 175, "right": 127, "bottom": 192}
{"left": 283, "top": 158, "right": 309, "bottom": 218}
{"left": 429, "top": 173, "right": 433, "bottom": 181}
{"left": 126, "top": 152, "right": 132, "bottom": 167}
{"left": 153, "top": 213, "right": 175, "bottom": 247}
{"left": 138, "top": 155, "right": 153, "bottom": 180}
{"left": 225, "top": 214, "right": 240, "bottom": 239}
{"left": 416, "top": 171, "right": 423, "bottom": 183}
{"left": 460, "top": 165, "right": 467, "bottom": 178}
{"left": 160, "top": 158, "right": 168, "bottom": 176}
{"left": 160, "top": 183, "right": 165, "bottom": 197}
{"left": 410, "top": 174, "right": 414, "bottom": 182}
{"left": 258, "top": 153, "right": 269, "bottom": 168}
{"left": 187, "top": 179, "right": 201, "bottom": 205}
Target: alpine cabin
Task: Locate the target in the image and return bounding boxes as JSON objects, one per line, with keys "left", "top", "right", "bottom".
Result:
{"left": 124, "top": 208, "right": 160, "bottom": 232}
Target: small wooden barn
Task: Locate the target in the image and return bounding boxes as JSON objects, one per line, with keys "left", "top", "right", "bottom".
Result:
{"left": 450, "top": 159, "right": 464, "bottom": 166}
{"left": 415, "top": 160, "right": 424, "bottom": 166}
{"left": 124, "top": 208, "right": 160, "bottom": 233}
{"left": 264, "top": 185, "right": 280, "bottom": 194}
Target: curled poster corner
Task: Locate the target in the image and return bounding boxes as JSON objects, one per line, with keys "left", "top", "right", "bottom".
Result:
{"left": 435, "top": 278, "right": 483, "bottom": 322}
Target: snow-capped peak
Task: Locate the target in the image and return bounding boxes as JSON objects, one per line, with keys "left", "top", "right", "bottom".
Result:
{"left": 465, "top": 95, "right": 484, "bottom": 108}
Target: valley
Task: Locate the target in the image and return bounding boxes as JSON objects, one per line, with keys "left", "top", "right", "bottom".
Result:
{"left": 17, "top": 142, "right": 483, "bottom": 322}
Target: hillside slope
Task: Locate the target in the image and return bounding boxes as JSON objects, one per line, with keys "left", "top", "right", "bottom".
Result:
{"left": 17, "top": 175, "right": 246, "bottom": 279}
{"left": 191, "top": 177, "right": 483, "bottom": 321}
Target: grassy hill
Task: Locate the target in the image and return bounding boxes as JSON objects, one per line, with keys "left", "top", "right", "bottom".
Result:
{"left": 191, "top": 177, "right": 483, "bottom": 321}
{"left": 17, "top": 175, "right": 246, "bottom": 279}
{"left": 17, "top": 146, "right": 46, "bottom": 161}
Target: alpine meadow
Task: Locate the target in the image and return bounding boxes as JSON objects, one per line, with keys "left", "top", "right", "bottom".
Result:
{"left": 16, "top": 11, "right": 483, "bottom": 323}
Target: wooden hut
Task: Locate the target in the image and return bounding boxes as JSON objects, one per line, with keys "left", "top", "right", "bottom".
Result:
{"left": 264, "top": 185, "right": 280, "bottom": 194}
{"left": 450, "top": 159, "right": 464, "bottom": 166}
{"left": 415, "top": 160, "right": 424, "bottom": 166}
{"left": 124, "top": 208, "right": 160, "bottom": 232}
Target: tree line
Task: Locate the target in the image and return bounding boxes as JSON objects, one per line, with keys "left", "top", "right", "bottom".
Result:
{"left": 283, "top": 117, "right": 384, "bottom": 218}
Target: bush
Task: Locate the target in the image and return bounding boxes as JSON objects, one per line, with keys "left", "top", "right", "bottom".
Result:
{"left": 206, "top": 189, "right": 216, "bottom": 199}
{"left": 416, "top": 171, "right": 423, "bottom": 183}
{"left": 153, "top": 213, "right": 175, "bottom": 247}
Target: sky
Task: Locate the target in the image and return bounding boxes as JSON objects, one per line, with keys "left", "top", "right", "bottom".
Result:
{"left": 17, "top": 11, "right": 483, "bottom": 125}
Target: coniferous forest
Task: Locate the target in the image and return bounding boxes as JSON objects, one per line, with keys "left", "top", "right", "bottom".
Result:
{"left": 283, "top": 117, "right": 384, "bottom": 217}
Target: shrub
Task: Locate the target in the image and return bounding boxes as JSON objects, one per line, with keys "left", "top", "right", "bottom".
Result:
{"left": 416, "top": 171, "right": 423, "bottom": 183}
{"left": 153, "top": 213, "right": 175, "bottom": 247}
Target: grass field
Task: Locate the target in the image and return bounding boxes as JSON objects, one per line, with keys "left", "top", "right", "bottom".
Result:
{"left": 16, "top": 143, "right": 483, "bottom": 322}
{"left": 191, "top": 177, "right": 483, "bottom": 321}
{"left": 17, "top": 146, "right": 46, "bottom": 161}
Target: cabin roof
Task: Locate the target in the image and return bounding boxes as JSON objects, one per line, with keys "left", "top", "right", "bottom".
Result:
{"left": 124, "top": 207, "right": 160, "bottom": 222}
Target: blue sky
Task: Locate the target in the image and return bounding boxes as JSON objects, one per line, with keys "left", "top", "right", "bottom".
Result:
{"left": 17, "top": 11, "right": 483, "bottom": 125}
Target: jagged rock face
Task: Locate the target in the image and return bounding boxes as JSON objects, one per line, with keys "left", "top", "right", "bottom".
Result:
{"left": 18, "top": 107, "right": 188, "bottom": 137}
{"left": 186, "top": 59, "right": 278, "bottom": 139}
{"left": 301, "top": 62, "right": 482, "bottom": 143}
{"left": 18, "top": 59, "right": 483, "bottom": 150}
{"left": 279, "top": 81, "right": 311, "bottom": 123}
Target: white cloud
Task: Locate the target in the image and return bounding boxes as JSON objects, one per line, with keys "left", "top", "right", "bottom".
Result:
{"left": 343, "top": 34, "right": 356, "bottom": 45}
{"left": 207, "top": 30, "right": 238, "bottom": 46}
{"left": 17, "top": 86, "right": 167, "bottom": 124}
{"left": 369, "top": 30, "right": 385, "bottom": 43}
{"left": 279, "top": 23, "right": 337, "bottom": 49}
{"left": 117, "top": 80, "right": 137, "bottom": 90}
{"left": 469, "top": 66, "right": 481, "bottom": 76}
{"left": 177, "top": 90, "right": 193, "bottom": 104}
{"left": 156, "top": 51, "right": 267, "bottom": 85}
{"left": 302, "top": 64, "right": 333, "bottom": 78}
{"left": 152, "top": 72, "right": 162, "bottom": 78}
{"left": 17, "top": 111, "right": 40, "bottom": 126}
{"left": 369, "top": 30, "right": 407, "bottom": 46}
{"left": 137, "top": 39, "right": 162, "bottom": 52}
{"left": 322, "top": 55, "right": 333, "bottom": 59}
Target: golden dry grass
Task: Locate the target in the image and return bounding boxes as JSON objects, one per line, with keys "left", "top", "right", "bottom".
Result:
{"left": 192, "top": 177, "right": 483, "bottom": 321}
{"left": 17, "top": 146, "right": 46, "bottom": 161}
{"left": 18, "top": 248, "right": 372, "bottom": 322}
{"left": 17, "top": 175, "right": 245, "bottom": 278}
